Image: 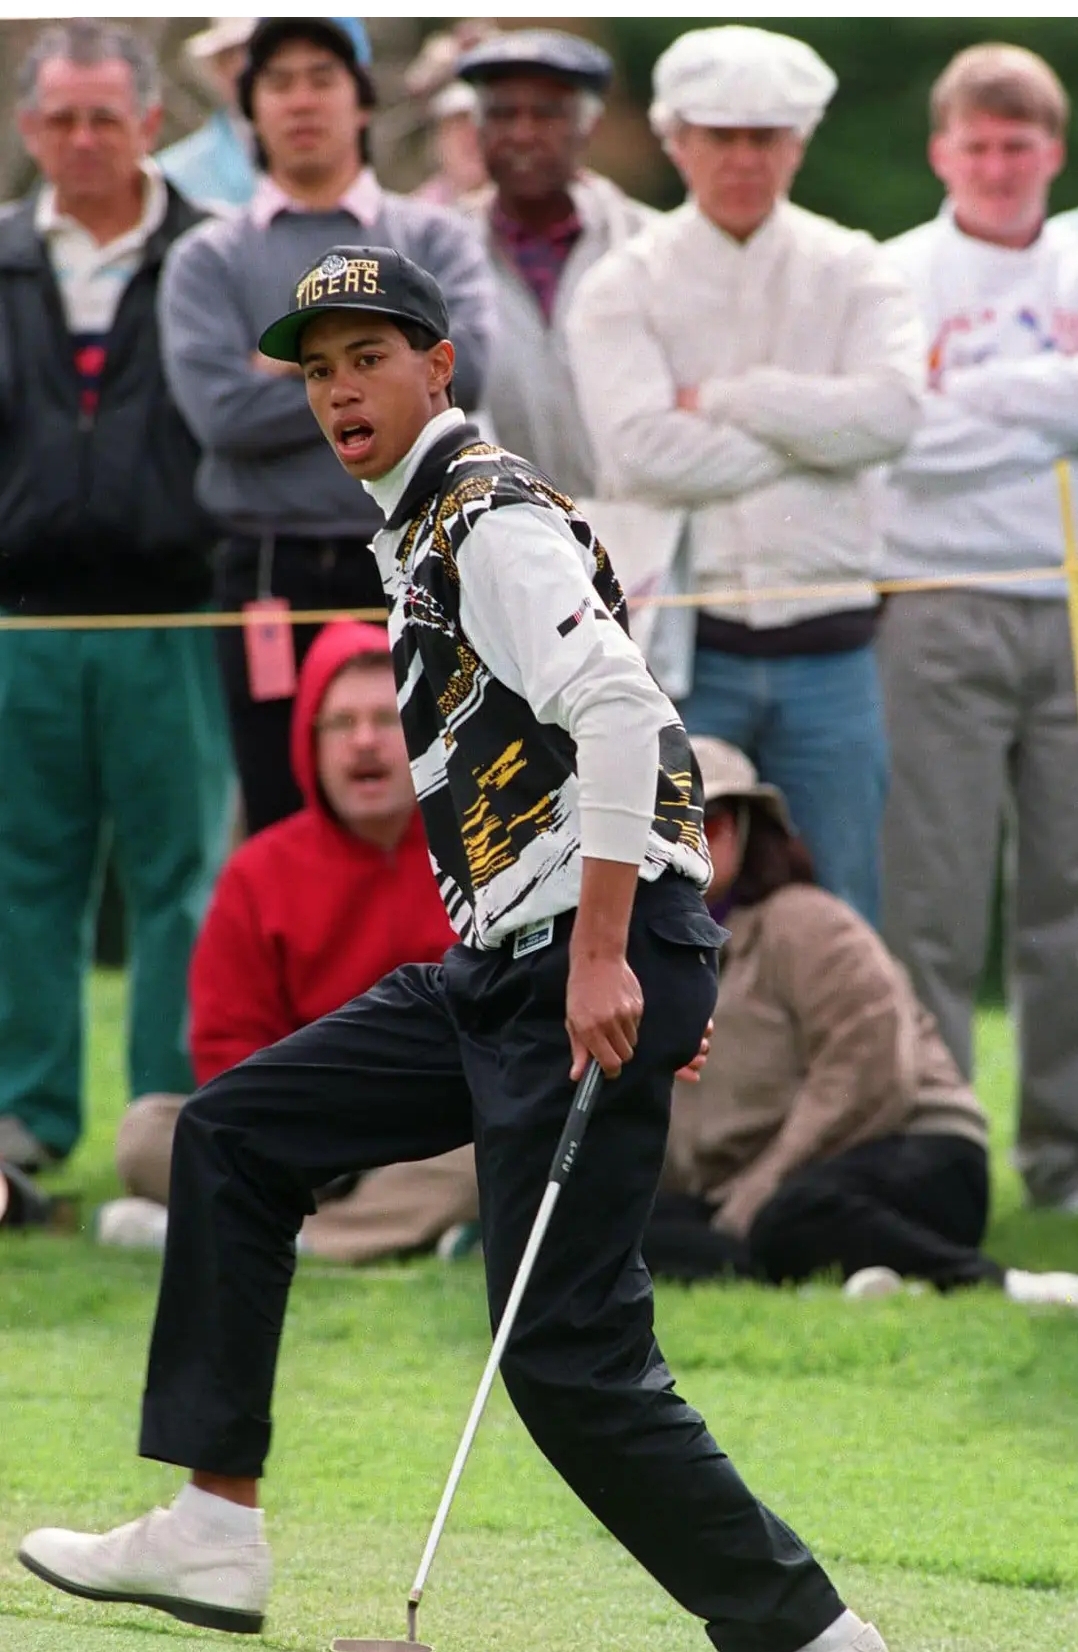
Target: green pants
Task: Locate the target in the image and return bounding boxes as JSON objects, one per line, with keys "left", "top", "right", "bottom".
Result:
{"left": 0, "top": 624, "right": 235, "bottom": 1157}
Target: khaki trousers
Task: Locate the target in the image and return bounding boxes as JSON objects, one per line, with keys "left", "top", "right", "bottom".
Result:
{"left": 117, "top": 1092, "right": 478, "bottom": 1263}
{"left": 878, "top": 590, "right": 1078, "bottom": 1206}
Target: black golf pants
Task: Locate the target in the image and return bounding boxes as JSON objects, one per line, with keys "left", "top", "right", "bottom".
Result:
{"left": 140, "top": 874, "right": 843, "bottom": 1652}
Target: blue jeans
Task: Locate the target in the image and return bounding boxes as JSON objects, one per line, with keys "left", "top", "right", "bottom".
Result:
{"left": 678, "top": 643, "right": 888, "bottom": 925}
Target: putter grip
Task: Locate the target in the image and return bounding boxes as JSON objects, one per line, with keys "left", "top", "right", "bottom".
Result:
{"left": 547, "top": 1059, "right": 603, "bottom": 1187}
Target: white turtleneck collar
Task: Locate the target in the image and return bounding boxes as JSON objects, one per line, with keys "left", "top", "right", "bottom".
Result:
{"left": 363, "top": 407, "right": 467, "bottom": 522}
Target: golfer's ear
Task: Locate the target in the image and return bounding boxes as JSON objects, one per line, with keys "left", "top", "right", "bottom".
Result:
{"left": 429, "top": 340, "right": 455, "bottom": 397}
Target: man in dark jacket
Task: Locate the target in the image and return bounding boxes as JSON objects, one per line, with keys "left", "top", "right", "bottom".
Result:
{"left": 0, "top": 20, "right": 234, "bottom": 1171}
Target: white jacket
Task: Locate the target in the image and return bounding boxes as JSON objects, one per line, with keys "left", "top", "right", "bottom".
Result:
{"left": 882, "top": 206, "right": 1078, "bottom": 596}
{"left": 565, "top": 198, "right": 924, "bottom": 669}
{"left": 461, "top": 172, "right": 656, "bottom": 501}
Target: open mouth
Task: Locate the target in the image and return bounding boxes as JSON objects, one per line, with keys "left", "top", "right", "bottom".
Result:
{"left": 335, "top": 421, "right": 375, "bottom": 464}
{"left": 347, "top": 762, "right": 389, "bottom": 785}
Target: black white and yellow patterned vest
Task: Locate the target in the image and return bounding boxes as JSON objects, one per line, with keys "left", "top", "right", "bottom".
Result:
{"left": 372, "top": 422, "right": 711, "bottom": 946}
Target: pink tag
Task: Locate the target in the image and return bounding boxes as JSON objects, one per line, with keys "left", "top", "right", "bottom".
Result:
{"left": 243, "top": 599, "right": 297, "bottom": 701}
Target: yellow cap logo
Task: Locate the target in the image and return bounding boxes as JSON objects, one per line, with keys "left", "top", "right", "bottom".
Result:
{"left": 295, "top": 256, "right": 383, "bottom": 310}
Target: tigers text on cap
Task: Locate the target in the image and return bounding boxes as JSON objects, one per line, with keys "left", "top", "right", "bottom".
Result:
{"left": 457, "top": 28, "right": 613, "bottom": 94}
{"left": 690, "top": 736, "right": 795, "bottom": 835}
{"left": 258, "top": 246, "right": 451, "bottom": 363}
{"left": 650, "top": 25, "right": 837, "bottom": 137}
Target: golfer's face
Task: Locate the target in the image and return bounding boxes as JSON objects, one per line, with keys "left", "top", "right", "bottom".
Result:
{"left": 300, "top": 312, "right": 454, "bottom": 481}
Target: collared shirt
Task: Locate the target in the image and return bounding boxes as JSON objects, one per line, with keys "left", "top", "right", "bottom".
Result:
{"left": 36, "top": 161, "right": 169, "bottom": 335}
{"left": 490, "top": 198, "right": 583, "bottom": 323}
{"left": 36, "top": 161, "right": 169, "bottom": 415}
{"left": 249, "top": 167, "right": 383, "bottom": 232}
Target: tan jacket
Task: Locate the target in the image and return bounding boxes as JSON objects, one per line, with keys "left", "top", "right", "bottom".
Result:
{"left": 665, "top": 884, "right": 987, "bottom": 1235}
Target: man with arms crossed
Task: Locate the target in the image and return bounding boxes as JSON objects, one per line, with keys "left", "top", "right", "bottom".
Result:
{"left": 20, "top": 248, "right": 886, "bottom": 1652}
{"left": 880, "top": 45, "right": 1078, "bottom": 1212}
{"left": 567, "top": 25, "right": 923, "bottom": 926}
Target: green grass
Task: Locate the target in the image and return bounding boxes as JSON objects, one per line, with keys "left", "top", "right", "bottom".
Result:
{"left": 3, "top": 972, "right": 1078, "bottom": 1651}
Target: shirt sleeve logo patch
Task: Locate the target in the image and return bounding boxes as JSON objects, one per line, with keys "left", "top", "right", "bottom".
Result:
{"left": 557, "top": 596, "right": 592, "bottom": 638}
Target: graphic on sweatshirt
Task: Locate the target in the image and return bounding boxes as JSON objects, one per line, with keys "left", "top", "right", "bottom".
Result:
{"left": 927, "top": 302, "right": 1078, "bottom": 388}
{"left": 382, "top": 444, "right": 709, "bottom": 947}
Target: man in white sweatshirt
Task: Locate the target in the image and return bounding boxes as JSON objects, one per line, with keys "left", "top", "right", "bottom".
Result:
{"left": 880, "top": 43, "right": 1078, "bottom": 1214}
{"left": 565, "top": 26, "right": 923, "bottom": 926}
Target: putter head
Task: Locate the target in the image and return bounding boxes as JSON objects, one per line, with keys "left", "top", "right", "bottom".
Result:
{"left": 330, "top": 1642, "right": 435, "bottom": 1651}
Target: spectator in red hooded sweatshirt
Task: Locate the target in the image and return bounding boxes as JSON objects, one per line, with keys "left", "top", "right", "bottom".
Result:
{"left": 95, "top": 620, "right": 479, "bottom": 1259}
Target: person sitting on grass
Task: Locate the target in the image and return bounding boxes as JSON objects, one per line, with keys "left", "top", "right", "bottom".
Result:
{"left": 646, "top": 736, "right": 1078, "bottom": 1307}
{"left": 96, "top": 619, "right": 479, "bottom": 1263}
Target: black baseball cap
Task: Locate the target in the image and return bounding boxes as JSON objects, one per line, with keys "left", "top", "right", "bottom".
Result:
{"left": 258, "top": 245, "right": 451, "bottom": 363}
{"left": 238, "top": 17, "right": 375, "bottom": 120}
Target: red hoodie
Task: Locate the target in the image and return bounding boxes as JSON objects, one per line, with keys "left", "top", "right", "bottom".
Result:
{"left": 189, "top": 622, "right": 457, "bottom": 1086}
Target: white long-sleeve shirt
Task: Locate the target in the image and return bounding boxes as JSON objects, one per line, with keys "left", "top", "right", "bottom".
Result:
{"left": 882, "top": 206, "right": 1078, "bottom": 595}
{"left": 565, "top": 198, "right": 924, "bottom": 630}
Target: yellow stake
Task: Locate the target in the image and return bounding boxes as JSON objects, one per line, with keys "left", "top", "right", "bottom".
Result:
{"left": 1054, "top": 459, "right": 1078, "bottom": 708}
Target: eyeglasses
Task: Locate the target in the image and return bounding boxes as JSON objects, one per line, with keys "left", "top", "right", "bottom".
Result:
{"left": 315, "top": 709, "right": 399, "bottom": 738}
{"left": 39, "top": 107, "right": 128, "bottom": 136}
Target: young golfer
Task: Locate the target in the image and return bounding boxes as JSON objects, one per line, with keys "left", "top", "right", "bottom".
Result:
{"left": 19, "top": 247, "right": 886, "bottom": 1652}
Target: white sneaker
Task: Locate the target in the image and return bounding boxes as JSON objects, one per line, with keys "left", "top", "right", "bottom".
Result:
{"left": 1004, "top": 1268, "right": 1078, "bottom": 1307}
{"left": 19, "top": 1502, "right": 270, "bottom": 1635}
{"left": 96, "top": 1197, "right": 168, "bottom": 1250}
{"left": 842, "top": 1266, "right": 904, "bottom": 1301}
{"left": 800, "top": 1612, "right": 889, "bottom": 1651}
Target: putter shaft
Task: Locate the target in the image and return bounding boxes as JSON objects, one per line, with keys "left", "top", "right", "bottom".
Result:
{"left": 404, "top": 1059, "right": 603, "bottom": 1640}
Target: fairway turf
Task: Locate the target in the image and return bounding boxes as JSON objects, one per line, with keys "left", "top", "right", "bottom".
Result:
{"left": 2, "top": 972, "right": 1078, "bottom": 1652}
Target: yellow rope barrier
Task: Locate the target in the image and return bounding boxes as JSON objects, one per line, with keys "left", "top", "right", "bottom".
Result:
{"left": 0, "top": 562, "right": 1064, "bottom": 632}
{"left": 1054, "top": 460, "right": 1078, "bottom": 709}
{"left": 635, "top": 561, "right": 1064, "bottom": 612}
{"left": 0, "top": 607, "right": 390, "bottom": 633}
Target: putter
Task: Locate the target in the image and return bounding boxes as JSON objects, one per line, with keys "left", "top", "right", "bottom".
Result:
{"left": 330, "top": 1058, "right": 604, "bottom": 1652}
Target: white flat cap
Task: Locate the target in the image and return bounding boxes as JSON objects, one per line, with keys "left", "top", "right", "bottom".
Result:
{"left": 650, "top": 25, "right": 837, "bottom": 137}
{"left": 185, "top": 18, "right": 256, "bottom": 63}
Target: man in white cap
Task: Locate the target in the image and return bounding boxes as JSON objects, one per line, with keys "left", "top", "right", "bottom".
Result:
{"left": 156, "top": 18, "right": 258, "bottom": 209}
{"left": 567, "top": 25, "right": 924, "bottom": 926}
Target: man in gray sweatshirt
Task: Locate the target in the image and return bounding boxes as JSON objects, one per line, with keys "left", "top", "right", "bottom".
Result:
{"left": 159, "top": 16, "right": 495, "bottom": 832}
